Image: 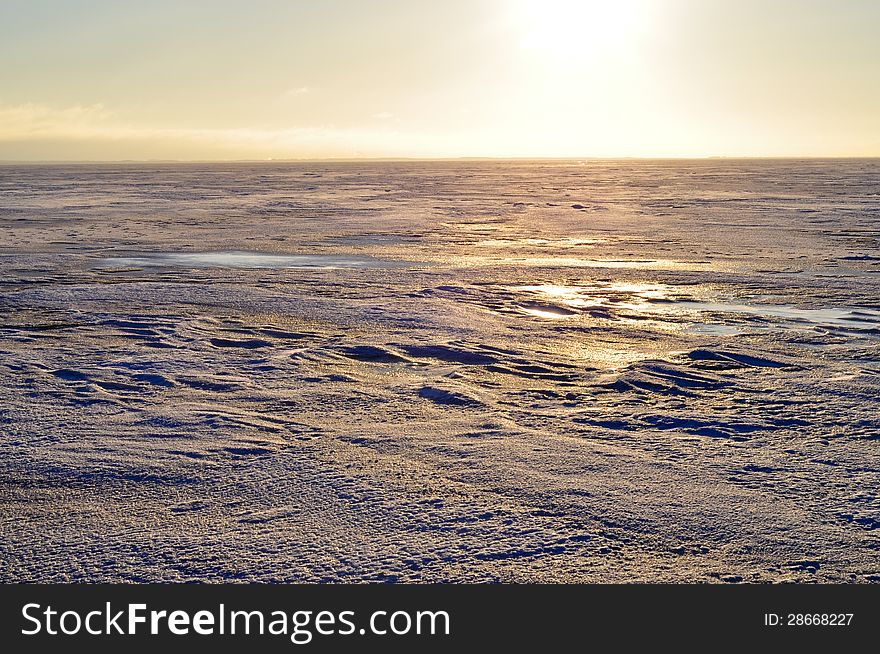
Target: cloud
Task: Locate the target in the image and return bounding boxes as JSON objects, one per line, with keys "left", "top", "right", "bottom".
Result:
{"left": 0, "top": 103, "right": 114, "bottom": 140}
{"left": 0, "top": 102, "right": 441, "bottom": 159}
{"left": 282, "top": 86, "right": 312, "bottom": 98}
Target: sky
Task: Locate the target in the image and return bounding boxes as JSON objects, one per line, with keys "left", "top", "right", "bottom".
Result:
{"left": 1, "top": 0, "right": 878, "bottom": 160}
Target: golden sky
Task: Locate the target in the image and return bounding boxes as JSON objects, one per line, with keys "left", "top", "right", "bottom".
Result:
{"left": 1, "top": 0, "right": 878, "bottom": 160}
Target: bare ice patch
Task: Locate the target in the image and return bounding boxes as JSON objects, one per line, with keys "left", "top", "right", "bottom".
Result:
{"left": 97, "top": 251, "right": 409, "bottom": 269}
{"left": 512, "top": 283, "right": 880, "bottom": 334}
{"left": 676, "top": 301, "right": 880, "bottom": 332}
{"left": 483, "top": 257, "right": 715, "bottom": 271}
{"left": 517, "top": 303, "right": 580, "bottom": 319}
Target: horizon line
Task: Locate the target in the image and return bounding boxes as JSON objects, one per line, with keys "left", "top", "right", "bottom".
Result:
{"left": 2, "top": 155, "right": 880, "bottom": 165}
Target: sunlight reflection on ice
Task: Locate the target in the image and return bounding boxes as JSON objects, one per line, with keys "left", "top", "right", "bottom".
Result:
{"left": 512, "top": 283, "right": 880, "bottom": 332}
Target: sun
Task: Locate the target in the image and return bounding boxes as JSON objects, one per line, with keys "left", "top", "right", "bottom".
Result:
{"left": 510, "top": 0, "right": 649, "bottom": 59}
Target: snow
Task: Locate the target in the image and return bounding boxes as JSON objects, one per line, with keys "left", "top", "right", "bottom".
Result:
{"left": 1, "top": 159, "right": 878, "bottom": 582}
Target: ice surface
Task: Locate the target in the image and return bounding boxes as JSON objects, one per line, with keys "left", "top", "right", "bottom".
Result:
{"left": 512, "top": 282, "right": 880, "bottom": 332}
{"left": 1, "top": 160, "right": 879, "bottom": 582}
{"left": 99, "top": 251, "right": 405, "bottom": 269}
{"left": 677, "top": 301, "right": 880, "bottom": 331}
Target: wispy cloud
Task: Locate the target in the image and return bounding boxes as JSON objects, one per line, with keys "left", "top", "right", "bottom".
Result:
{"left": 0, "top": 102, "right": 438, "bottom": 158}
{"left": 282, "top": 86, "right": 312, "bottom": 98}
{"left": 0, "top": 103, "right": 114, "bottom": 139}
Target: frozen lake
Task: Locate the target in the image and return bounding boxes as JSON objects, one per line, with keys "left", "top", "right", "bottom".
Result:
{"left": 1, "top": 159, "right": 879, "bottom": 582}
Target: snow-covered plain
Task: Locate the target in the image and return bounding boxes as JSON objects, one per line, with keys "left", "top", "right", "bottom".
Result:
{"left": 1, "top": 159, "right": 879, "bottom": 582}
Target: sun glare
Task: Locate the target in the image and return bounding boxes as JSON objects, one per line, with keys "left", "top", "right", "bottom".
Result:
{"left": 511, "top": 0, "right": 649, "bottom": 58}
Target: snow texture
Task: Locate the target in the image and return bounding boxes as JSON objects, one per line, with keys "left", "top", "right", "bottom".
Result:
{"left": 1, "top": 160, "right": 879, "bottom": 582}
